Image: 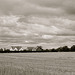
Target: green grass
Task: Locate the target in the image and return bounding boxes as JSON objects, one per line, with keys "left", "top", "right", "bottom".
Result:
{"left": 0, "top": 52, "right": 75, "bottom": 75}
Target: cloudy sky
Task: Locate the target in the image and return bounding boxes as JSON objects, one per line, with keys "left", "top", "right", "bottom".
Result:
{"left": 0, "top": 0, "right": 75, "bottom": 49}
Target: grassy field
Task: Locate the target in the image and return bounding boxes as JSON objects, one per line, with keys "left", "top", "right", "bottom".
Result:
{"left": 0, "top": 52, "right": 75, "bottom": 75}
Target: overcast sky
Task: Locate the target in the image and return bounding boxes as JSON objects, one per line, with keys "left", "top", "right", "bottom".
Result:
{"left": 0, "top": 0, "right": 75, "bottom": 49}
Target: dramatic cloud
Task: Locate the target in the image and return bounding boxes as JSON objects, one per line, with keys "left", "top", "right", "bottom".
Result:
{"left": 0, "top": 0, "right": 75, "bottom": 48}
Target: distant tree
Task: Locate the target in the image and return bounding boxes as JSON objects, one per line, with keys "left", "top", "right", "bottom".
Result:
{"left": 23, "top": 49, "right": 26, "bottom": 52}
{"left": 56, "top": 46, "right": 69, "bottom": 52}
{"left": 45, "top": 49, "right": 49, "bottom": 52}
{"left": 50, "top": 48, "right": 58, "bottom": 52}
{"left": 43, "top": 49, "right": 49, "bottom": 52}
{"left": 4, "top": 49, "right": 10, "bottom": 52}
{"left": 7, "top": 49, "right": 10, "bottom": 52}
{"left": 62, "top": 46, "right": 69, "bottom": 52}
{"left": 0, "top": 48, "right": 3, "bottom": 52}
{"left": 56, "top": 47, "right": 63, "bottom": 52}
{"left": 70, "top": 45, "right": 75, "bottom": 52}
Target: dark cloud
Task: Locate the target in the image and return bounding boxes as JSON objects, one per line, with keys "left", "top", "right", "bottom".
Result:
{"left": 63, "top": 0, "right": 75, "bottom": 15}
{"left": 0, "top": 0, "right": 75, "bottom": 16}
{"left": 27, "top": 0, "right": 63, "bottom": 7}
{"left": 0, "top": 0, "right": 64, "bottom": 16}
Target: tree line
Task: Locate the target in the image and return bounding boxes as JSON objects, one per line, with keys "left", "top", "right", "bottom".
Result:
{"left": 0, "top": 45, "right": 75, "bottom": 53}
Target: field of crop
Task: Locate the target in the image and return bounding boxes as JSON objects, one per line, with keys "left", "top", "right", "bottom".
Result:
{"left": 0, "top": 52, "right": 75, "bottom": 75}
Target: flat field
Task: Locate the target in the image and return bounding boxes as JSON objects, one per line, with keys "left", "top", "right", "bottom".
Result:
{"left": 0, "top": 52, "right": 75, "bottom": 75}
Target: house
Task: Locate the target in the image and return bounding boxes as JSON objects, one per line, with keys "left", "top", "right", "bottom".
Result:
{"left": 10, "top": 46, "right": 23, "bottom": 51}
{"left": 19, "top": 48, "right": 24, "bottom": 51}
{"left": 26, "top": 47, "right": 34, "bottom": 51}
{"left": 26, "top": 46, "right": 43, "bottom": 51}
{"left": 32, "top": 46, "right": 43, "bottom": 51}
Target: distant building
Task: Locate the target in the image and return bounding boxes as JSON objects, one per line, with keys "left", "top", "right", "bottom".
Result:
{"left": 10, "top": 46, "right": 23, "bottom": 51}
{"left": 19, "top": 47, "right": 24, "bottom": 51}
{"left": 32, "top": 46, "right": 43, "bottom": 51}
{"left": 26, "top": 46, "right": 43, "bottom": 51}
{"left": 26, "top": 47, "right": 34, "bottom": 51}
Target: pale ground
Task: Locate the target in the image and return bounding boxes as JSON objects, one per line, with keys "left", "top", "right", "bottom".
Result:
{"left": 0, "top": 52, "right": 75, "bottom": 75}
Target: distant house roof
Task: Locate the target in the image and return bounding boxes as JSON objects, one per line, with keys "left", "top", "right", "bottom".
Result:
{"left": 27, "top": 46, "right": 43, "bottom": 51}
{"left": 19, "top": 48, "right": 23, "bottom": 51}
{"left": 14, "top": 48, "right": 18, "bottom": 51}
{"left": 26, "top": 47, "right": 34, "bottom": 51}
{"left": 11, "top": 46, "right": 22, "bottom": 51}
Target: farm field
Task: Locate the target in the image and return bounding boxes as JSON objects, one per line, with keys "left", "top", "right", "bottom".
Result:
{"left": 0, "top": 52, "right": 75, "bottom": 75}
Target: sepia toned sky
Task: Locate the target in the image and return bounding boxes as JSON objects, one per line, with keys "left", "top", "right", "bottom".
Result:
{"left": 0, "top": 0, "right": 75, "bottom": 49}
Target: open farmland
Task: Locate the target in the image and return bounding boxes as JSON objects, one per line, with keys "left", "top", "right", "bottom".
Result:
{"left": 0, "top": 52, "right": 75, "bottom": 75}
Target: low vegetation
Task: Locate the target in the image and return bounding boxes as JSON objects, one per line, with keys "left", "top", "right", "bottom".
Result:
{"left": 0, "top": 52, "right": 75, "bottom": 75}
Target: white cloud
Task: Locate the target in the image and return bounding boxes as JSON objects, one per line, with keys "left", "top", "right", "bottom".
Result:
{"left": 0, "top": 15, "right": 19, "bottom": 25}
{"left": 25, "top": 41, "right": 30, "bottom": 43}
{"left": 42, "top": 35, "right": 54, "bottom": 39}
